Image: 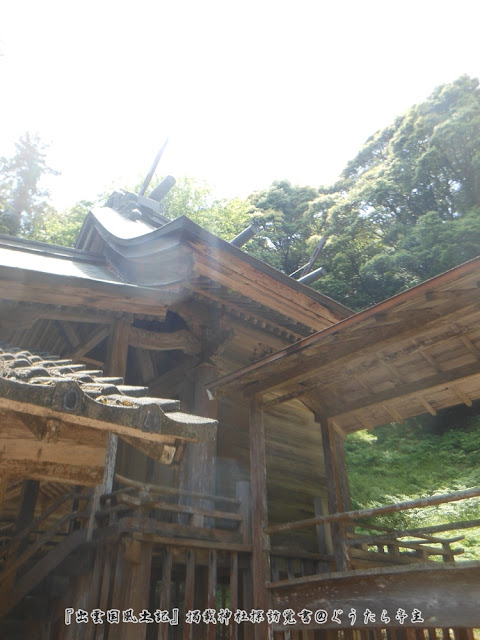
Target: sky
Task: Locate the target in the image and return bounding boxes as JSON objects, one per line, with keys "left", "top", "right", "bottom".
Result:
{"left": 1, "top": 0, "right": 480, "bottom": 210}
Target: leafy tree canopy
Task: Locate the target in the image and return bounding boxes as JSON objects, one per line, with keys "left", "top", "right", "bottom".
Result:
{"left": 316, "top": 75, "right": 480, "bottom": 308}
{"left": 0, "top": 133, "right": 58, "bottom": 237}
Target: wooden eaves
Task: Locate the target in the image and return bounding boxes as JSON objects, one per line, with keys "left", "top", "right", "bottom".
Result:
{"left": 208, "top": 254, "right": 480, "bottom": 435}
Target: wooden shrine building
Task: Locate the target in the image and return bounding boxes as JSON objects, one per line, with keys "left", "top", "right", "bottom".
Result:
{"left": 0, "top": 185, "right": 479, "bottom": 639}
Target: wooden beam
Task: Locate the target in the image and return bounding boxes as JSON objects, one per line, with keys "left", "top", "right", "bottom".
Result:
{"left": 54, "top": 320, "right": 82, "bottom": 350}
{"left": 132, "top": 348, "right": 156, "bottom": 385}
{"left": 328, "top": 360, "right": 480, "bottom": 425}
{"left": 0, "top": 268, "right": 173, "bottom": 315}
{"left": 266, "top": 486, "right": 480, "bottom": 535}
{"left": 70, "top": 326, "right": 110, "bottom": 361}
{"left": 249, "top": 395, "right": 272, "bottom": 640}
{"left": 270, "top": 563, "right": 480, "bottom": 630}
{"left": 209, "top": 299, "right": 480, "bottom": 400}
{"left": 452, "top": 386, "right": 473, "bottom": 407}
{"left": 104, "top": 317, "right": 131, "bottom": 379}
{"left": 417, "top": 394, "right": 437, "bottom": 416}
{"left": 192, "top": 253, "right": 344, "bottom": 329}
{"left": 128, "top": 326, "right": 200, "bottom": 355}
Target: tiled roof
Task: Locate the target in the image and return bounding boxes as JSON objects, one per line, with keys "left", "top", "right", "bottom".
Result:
{"left": 0, "top": 344, "right": 217, "bottom": 448}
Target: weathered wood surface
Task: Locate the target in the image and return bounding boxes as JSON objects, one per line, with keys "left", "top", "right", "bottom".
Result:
{"left": 183, "top": 550, "right": 195, "bottom": 640}
{"left": 0, "top": 268, "right": 174, "bottom": 315}
{"left": 158, "top": 549, "right": 172, "bottom": 640}
{"left": 319, "top": 418, "right": 349, "bottom": 572}
{"left": 270, "top": 562, "right": 480, "bottom": 630}
{"left": 249, "top": 395, "right": 273, "bottom": 640}
{"left": 266, "top": 486, "right": 480, "bottom": 535}
{"left": 129, "top": 326, "right": 200, "bottom": 355}
{"left": 0, "top": 528, "right": 87, "bottom": 619}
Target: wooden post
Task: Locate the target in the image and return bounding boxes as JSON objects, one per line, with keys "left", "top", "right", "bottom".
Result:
{"left": 120, "top": 540, "right": 153, "bottom": 640}
{"left": 313, "top": 496, "right": 333, "bottom": 572}
{"left": 207, "top": 551, "right": 217, "bottom": 640}
{"left": 94, "top": 546, "right": 115, "bottom": 640}
{"left": 318, "top": 417, "right": 350, "bottom": 572}
{"left": 180, "top": 363, "right": 218, "bottom": 523}
{"left": 15, "top": 479, "right": 39, "bottom": 534}
{"left": 236, "top": 480, "right": 252, "bottom": 544}
{"left": 183, "top": 550, "right": 196, "bottom": 640}
{"left": 0, "top": 475, "right": 9, "bottom": 514}
{"left": 158, "top": 549, "right": 173, "bottom": 640}
{"left": 230, "top": 552, "right": 238, "bottom": 640}
{"left": 333, "top": 430, "right": 352, "bottom": 512}
{"left": 102, "top": 316, "right": 131, "bottom": 496}
{"left": 15, "top": 479, "right": 40, "bottom": 556}
{"left": 249, "top": 395, "right": 272, "bottom": 640}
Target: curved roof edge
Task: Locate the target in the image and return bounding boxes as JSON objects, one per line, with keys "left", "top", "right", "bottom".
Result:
{"left": 76, "top": 207, "right": 353, "bottom": 321}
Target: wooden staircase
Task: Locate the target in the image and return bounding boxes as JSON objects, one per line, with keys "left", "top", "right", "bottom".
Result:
{"left": 0, "top": 489, "right": 90, "bottom": 620}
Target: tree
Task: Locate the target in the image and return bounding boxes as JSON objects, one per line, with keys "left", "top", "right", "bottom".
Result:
{"left": 31, "top": 201, "right": 93, "bottom": 247}
{"left": 144, "top": 175, "right": 252, "bottom": 241}
{"left": 0, "top": 133, "right": 58, "bottom": 237}
{"left": 312, "top": 75, "right": 480, "bottom": 309}
{"left": 245, "top": 180, "right": 319, "bottom": 274}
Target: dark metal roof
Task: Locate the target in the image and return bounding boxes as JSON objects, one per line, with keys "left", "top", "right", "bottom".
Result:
{"left": 0, "top": 234, "right": 122, "bottom": 284}
{"left": 75, "top": 208, "right": 352, "bottom": 320}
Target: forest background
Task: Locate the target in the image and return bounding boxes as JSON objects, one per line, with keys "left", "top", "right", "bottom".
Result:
{"left": 1, "top": 75, "right": 480, "bottom": 557}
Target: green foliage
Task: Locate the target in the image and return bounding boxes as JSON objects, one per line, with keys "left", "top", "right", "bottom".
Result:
{"left": 345, "top": 417, "right": 480, "bottom": 559}
{"left": 313, "top": 75, "right": 480, "bottom": 309}
{"left": 30, "top": 201, "right": 92, "bottom": 247}
{"left": 146, "top": 175, "right": 253, "bottom": 241}
{"left": 245, "top": 180, "right": 320, "bottom": 274}
{"left": 0, "top": 133, "right": 58, "bottom": 237}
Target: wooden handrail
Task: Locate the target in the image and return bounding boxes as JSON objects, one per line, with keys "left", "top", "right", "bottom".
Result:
{"left": 98, "top": 493, "right": 243, "bottom": 523}
{"left": 113, "top": 473, "right": 240, "bottom": 506}
{"left": 266, "top": 486, "right": 480, "bottom": 535}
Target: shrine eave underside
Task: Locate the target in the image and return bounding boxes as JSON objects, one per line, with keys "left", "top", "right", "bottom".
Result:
{"left": 209, "top": 255, "right": 480, "bottom": 435}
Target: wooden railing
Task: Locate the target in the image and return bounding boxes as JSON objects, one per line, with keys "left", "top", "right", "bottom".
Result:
{"left": 96, "top": 474, "right": 252, "bottom": 547}
{"left": 266, "top": 487, "right": 480, "bottom": 575}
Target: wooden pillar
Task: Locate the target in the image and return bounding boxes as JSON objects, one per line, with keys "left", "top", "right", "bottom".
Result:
{"left": 207, "top": 551, "right": 217, "bottom": 640}
{"left": 121, "top": 540, "right": 153, "bottom": 640}
{"left": 183, "top": 550, "right": 196, "bottom": 640}
{"left": 15, "top": 479, "right": 40, "bottom": 558}
{"left": 236, "top": 480, "right": 252, "bottom": 544}
{"left": 103, "top": 316, "right": 131, "bottom": 493}
{"left": 249, "top": 395, "right": 272, "bottom": 640}
{"left": 178, "top": 363, "right": 218, "bottom": 526}
{"left": 16, "top": 479, "right": 39, "bottom": 534}
{"left": 158, "top": 549, "right": 173, "bottom": 640}
{"left": 333, "top": 429, "right": 352, "bottom": 512}
{"left": 230, "top": 552, "right": 238, "bottom": 640}
{"left": 185, "top": 363, "right": 218, "bottom": 494}
{"left": 318, "top": 417, "right": 350, "bottom": 572}
{"left": 313, "top": 497, "right": 333, "bottom": 572}
{"left": 0, "top": 476, "right": 9, "bottom": 515}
